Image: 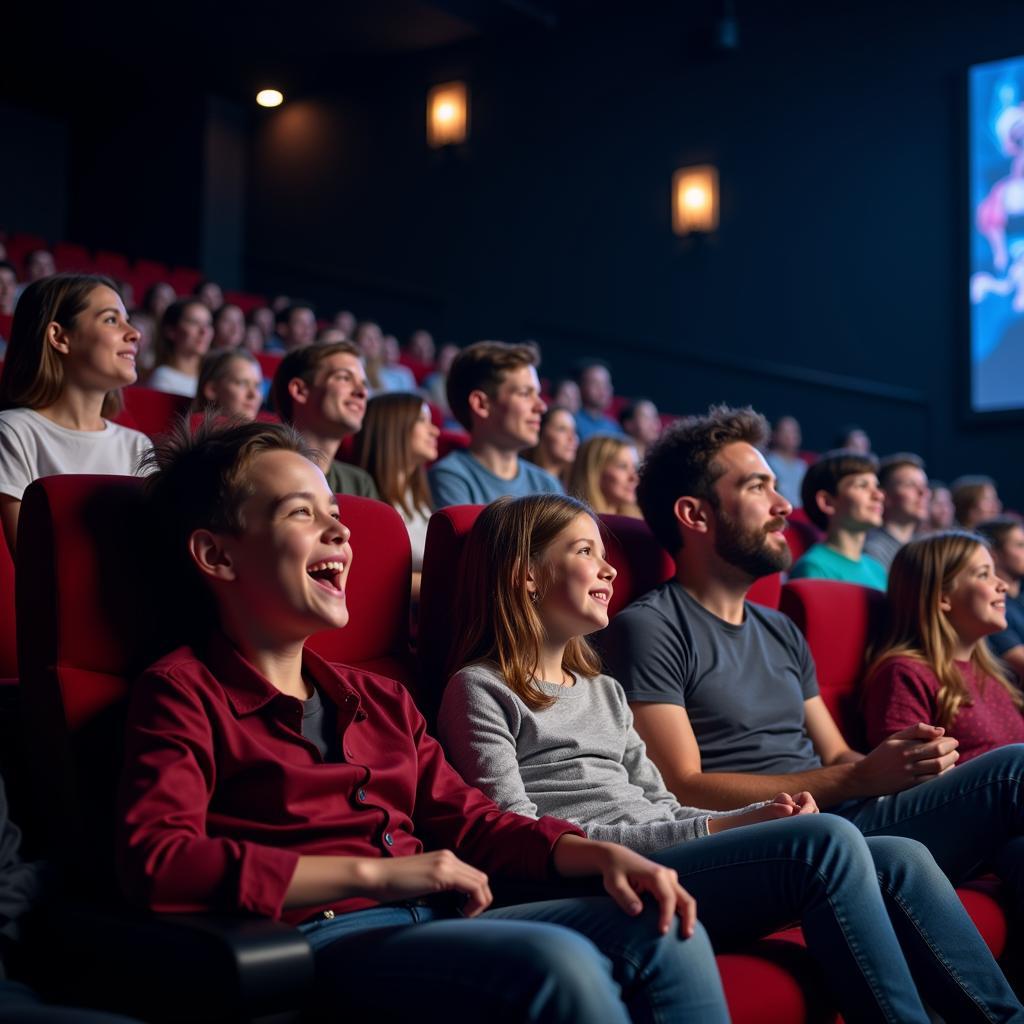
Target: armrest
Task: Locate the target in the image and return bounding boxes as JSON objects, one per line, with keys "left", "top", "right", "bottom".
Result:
{"left": 22, "top": 903, "right": 314, "bottom": 1022}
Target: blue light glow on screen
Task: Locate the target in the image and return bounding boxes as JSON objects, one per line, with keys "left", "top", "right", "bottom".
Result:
{"left": 970, "top": 54, "right": 1024, "bottom": 412}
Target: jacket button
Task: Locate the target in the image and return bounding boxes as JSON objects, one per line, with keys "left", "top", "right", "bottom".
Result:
{"left": 383, "top": 832, "right": 394, "bottom": 847}
{"left": 357, "top": 788, "right": 366, "bottom": 801}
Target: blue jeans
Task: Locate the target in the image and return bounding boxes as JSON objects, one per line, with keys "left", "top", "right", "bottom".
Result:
{"left": 0, "top": 980, "right": 140, "bottom": 1022}
{"left": 300, "top": 895, "right": 728, "bottom": 1024}
{"left": 837, "top": 743, "right": 1024, "bottom": 910}
{"left": 649, "top": 815, "right": 1023, "bottom": 1023}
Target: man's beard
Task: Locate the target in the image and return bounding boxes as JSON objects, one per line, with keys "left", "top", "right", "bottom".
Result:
{"left": 714, "top": 507, "right": 792, "bottom": 578}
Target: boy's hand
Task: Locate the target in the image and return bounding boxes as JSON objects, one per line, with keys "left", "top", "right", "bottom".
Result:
{"left": 707, "top": 791, "right": 818, "bottom": 834}
{"left": 594, "top": 845, "right": 697, "bottom": 937}
{"left": 361, "top": 850, "right": 493, "bottom": 916}
{"left": 853, "top": 723, "right": 959, "bottom": 795}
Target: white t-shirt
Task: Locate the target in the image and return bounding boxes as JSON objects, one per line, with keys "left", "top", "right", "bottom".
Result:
{"left": 396, "top": 498, "right": 431, "bottom": 572}
{"left": 146, "top": 365, "right": 197, "bottom": 397}
{"left": 0, "top": 408, "right": 152, "bottom": 500}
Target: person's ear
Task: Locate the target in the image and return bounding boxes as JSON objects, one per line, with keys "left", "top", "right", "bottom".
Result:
{"left": 188, "top": 529, "right": 237, "bottom": 582}
{"left": 467, "top": 389, "right": 490, "bottom": 421}
{"left": 202, "top": 380, "right": 218, "bottom": 403}
{"left": 938, "top": 590, "right": 953, "bottom": 613}
{"left": 814, "top": 490, "right": 837, "bottom": 520}
{"left": 46, "top": 321, "right": 71, "bottom": 355}
{"left": 673, "top": 496, "right": 709, "bottom": 535}
{"left": 288, "top": 376, "right": 310, "bottom": 407}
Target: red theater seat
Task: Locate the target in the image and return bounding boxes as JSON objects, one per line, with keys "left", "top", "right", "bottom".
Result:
{"left": 7, "top": 233, "right": 48, "bottom": 276}
{"left": 783, "top": 508, "right": 823, "bottom": 562}
{"left": 779, "top": 577, "right": 1009, "bottom": 959}
{"left": 167, "top": 266, "right": 202, "bottom": 295}
{"left": 223, "top": 289, "right": 268, "bottom": 314}
{"left": 15, "top": 474, "right": 316, "bottom": 1019}
{"left": 257, "top": 351, "right": 284, "bottom": 379}
{"left": 52, "top": 241, "right": 93, "bottom": 273}
{"left": 437, "top": 428, "right": 470, "bottom": 458}
{"left": 0, "top": 540, "right": 15, "bottom": 681}
{"left": 93, "top": 249, "right": 131, "bottom": 281}
{"left": 113, "top": 386, "right": 191, "bottom": 439}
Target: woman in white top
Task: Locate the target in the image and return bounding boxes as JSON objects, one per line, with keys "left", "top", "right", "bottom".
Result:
{"left": 0, "top": 274, "right": 151, "bottom": 553}
{"left": 146, "top": 299, "right": 213, "bottom": 397}
{"left": 352, "top": 392, "right": 439, "bottom": 601}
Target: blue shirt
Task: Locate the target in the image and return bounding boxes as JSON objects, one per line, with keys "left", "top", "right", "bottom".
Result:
{"left": 989, "top": 591, "right": 1024, "bottom": 657}
{"left": 788, "top": 543, "right": 888, "bottom": 591}
{"left": 428, "top": 449, "right": 563, "bottom": 507}
{"left": 574, "top": 408, "right": 625, "bottom": 442}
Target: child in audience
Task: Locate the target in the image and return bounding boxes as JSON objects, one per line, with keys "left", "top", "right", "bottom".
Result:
{"left": 211, "top": 303, "right": 246, "bottom": 350}
{"left": 119, "top": 419, "right": 731, "bottom": 1024}
{"left": 438, "top": 494, "right": 1020, "bottom": 1024}
{"left": 0, "top": 274, "right": 150, "bottom": 554}
{"left": 570, "top": 435, "right": 641, "bottom": 518}
{"left": 352, "top": 392, "right": 438, "bottom": 599}
{"left": 523, "top": 406, "right": 578, "bottom": 488}
{"left": 428, "top": 342, "right": 561, "bottom": 506}
{"left": 952, "top": 474, "right": 1003, "bottom": 529}
{"left": 977, "top": 516, "right": 1024, "bottom": 680}
{"left": 148, "top": 299, "right": 213, "bottom": 397}
{"left": 863, "top": 530, "right": 1024, "bottom": 762}
{"left": 789, "top": 449, "right": 888, "bottom": 589}
{"left": 190, "top": 349, "right": 263, "bottom": 421}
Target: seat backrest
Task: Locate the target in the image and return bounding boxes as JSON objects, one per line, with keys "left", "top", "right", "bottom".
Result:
{"left": 17, "top": 476, "right": 413, "bottom": 881}
{"left": 114, "top": 386, "right": 191, "bottom": 439}
{"left": 783, "top": 508, "right": 823, "bottom": 563}
{"left": 779, "top": 578, "right": 887, "bottom": 745}
{"left": 0, "top": 540, "right": 15, "bottom": 679}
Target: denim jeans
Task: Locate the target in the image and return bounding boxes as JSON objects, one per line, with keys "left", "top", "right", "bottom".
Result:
{"left": 838, "top": 743, "right": 1024, "bottom": 910}
{"left": 300, "top": 894, "right": 728, "bottom": 1024}
{"left": 648, "top": 815, "right": 1023, "bottom": 1023}
{"left": 0, "top": 980, "right": 139, "bottom": 1023}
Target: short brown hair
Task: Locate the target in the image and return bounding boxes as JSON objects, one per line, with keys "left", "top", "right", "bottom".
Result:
{"left": 143, "top": 416, "right": 315, "bottom": 642}
{"left": 0, "top": 273, "right": 125, "bottom": 417}
{"left": 975, "top": 515, "right": 1024, "bottom": 552}
{"left": 877, "top": 452, "right": 925, "bottom": 490}
{"left": 445, "top": 341, "right": 537, "bottom": 431}
{"left": 951, "top": 475, "right": 997, "bottom": 526}
{"left": 271, "top": 341, "right": 361, "bottom": 423}
{"left": 450, "top": 494, "right": 603, "bottom": 710}
{"left": 637, "top": 404, "right": 769, "bottom": 553}
{"left": 800, "top": 449, "right": 879, "bottom": 531}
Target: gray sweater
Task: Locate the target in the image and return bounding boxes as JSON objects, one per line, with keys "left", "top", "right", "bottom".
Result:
{"left": 439, "top": 662, "right": 760, "bottom": 854}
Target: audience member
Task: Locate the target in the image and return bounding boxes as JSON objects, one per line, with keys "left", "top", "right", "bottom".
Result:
{"left": 119, "top": 418, "right": 729, "bottom": 1024}
{"left": 438, "top": 493, "right": 1020, "bottom": 1024}
{"left": 574, "top": 361, "right": 623, "bottom": 441}
{"left": 976, "top": 516, "right": 1024, "bottom": 681}
{"left": 21, "top": 248, "right": 56, "bottom": 286}
{"left": 927, "top": 480, "right": 956, "bottom": 531}
{"left": 551, "top": 378, "right": 582, "bottom": 415}
{"left": 953, "top": 474, "right": 1003, "bottom": 530}
{"left": 833, "top": 423, "right": 871, "bottom": 454}
{"left": 862, "top": 453, "right": 930, "bottom": 571}
{"left": 148, "top": 298, "right": 214, "bottom": 397}
{"left": 381, "top": 334, "right": 417, "bottom": 391}
{"left": 602, "top": 405, "right": 1024, "bottom": 925}
{"left": 249, "top": 305, "right": 276, "bottom": 345}
{"left": 863, "top": 531, "right": 1024, "bottom": 765}
{"left": 193, "top": 279, "right": 224, "bottom": 311}
{"left": 0, "top": 274, "right": 149, "bottom": 553}
{"left": 190, "top": 349, "right": 263, "bottom": 421}
{"left": 523, "top": 406, "right": 578, "bottom": 488}
{"left": 317, "top": 327, "right": 348, "bottom": 345}
{"left": 428, "top": 342, "right": 561, "bottom": 506}
{"left": 141, "top": 281, "right": 177, "bottom": 323}
{"left": 407, "top": 329, "right": 436, "bottom": 366}
{"left": 271, "top": 342, "right": 379, "bottom": 498}
{"left": 211, "top": 303, "right": 246, "bottom": 349}
{"left": 242, "top": 322, "right": 265, "bottom": 353}
{"left": 764, "top": 415, "right": 807, "bottom": 509}
{"left": 0, "top": 261, "right": 17, "bottom": 316}
{"left": 352, "top": 392, "right": 439, "bottom": 599}
{"left": 569, "top": 435, "right": 641, "bottom": 518}
{"left": 332, "top": 309, "right": 357, "bottom": 337}
{"left": 619, "top": 399, "right": 662, "bottom": 461}
{"left": 423, "top": 343, "right": 460, "bottom": 425}
{"left": 789, "top": 449, "right": 887, "bottom": 589}
{"left": 271, "top": 293, "right": 292, "bottom": 313}
{"left": 268, "top": 303, "right": 318, "bottom": 354}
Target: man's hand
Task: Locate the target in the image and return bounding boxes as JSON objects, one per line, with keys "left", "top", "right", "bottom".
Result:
{"left": 707, "top": 791, "right": 818, "bottom": 834}
{"left": 360, "top": 850, "right": 493, "bottom": 917}
{"left": 852, "top": 723, "right": 959, "bottom": 796}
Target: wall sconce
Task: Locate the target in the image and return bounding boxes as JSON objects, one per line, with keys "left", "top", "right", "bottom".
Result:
{"left": 427, "top": 82, "right": 469, "bottom": 148}
{"left": 672, "top": 165, "right": 719, "bottom": 235}
{"left": 256, "top": 89, "right": 284, "bottom": 108}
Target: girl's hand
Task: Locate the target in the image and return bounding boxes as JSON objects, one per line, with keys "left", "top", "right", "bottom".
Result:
{"left": 706, "top": 791, "right": 818, "bottom": 834}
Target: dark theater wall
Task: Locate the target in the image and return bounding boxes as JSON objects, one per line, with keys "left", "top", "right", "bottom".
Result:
{"left": 247, "top": 1, "right": 1024, "bottom": 504}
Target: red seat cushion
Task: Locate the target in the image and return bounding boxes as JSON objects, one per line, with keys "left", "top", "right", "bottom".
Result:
{"left": 113, "top": 386, "right": 191, "bottom": 440}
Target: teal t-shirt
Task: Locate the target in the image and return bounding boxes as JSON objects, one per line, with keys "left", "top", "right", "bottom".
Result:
{"left": 789, "top": 542, "right": 887, "bottom": 591}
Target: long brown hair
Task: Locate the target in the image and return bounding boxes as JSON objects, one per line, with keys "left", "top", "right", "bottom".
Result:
{"left": 352, "top": 392, "right": 432, "bottom": 518}
{"left": 0, "top": 273, "right": 124, "bottom": 417}
{"left": 865, "top": 530, "right": 1023, "bottom": 728}
{"left": 569, "top": 434, "right": 640, "bottom": 516}
{"left": 450, "top": 494, "right": 603, "bottom": 711}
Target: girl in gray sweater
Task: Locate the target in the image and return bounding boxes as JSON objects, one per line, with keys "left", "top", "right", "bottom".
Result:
{"left": 437, "top": 494, "right": 1024, "bottom": 1024}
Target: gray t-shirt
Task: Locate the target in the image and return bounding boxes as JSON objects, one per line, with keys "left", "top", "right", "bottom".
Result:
{"left": 301, "top": 686, "right": 341, "bottom": 763}
{"left": 428, "top": 449, "right": 563, "bottom": 508}
{"left": 438, "top": 661, "right": 761, "bottom": 853}
{"left": 862, "top": 527, "right": 903, "bottom": 571}
{"left": 603, "top": 580, "right": 822, "bottom": 776}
